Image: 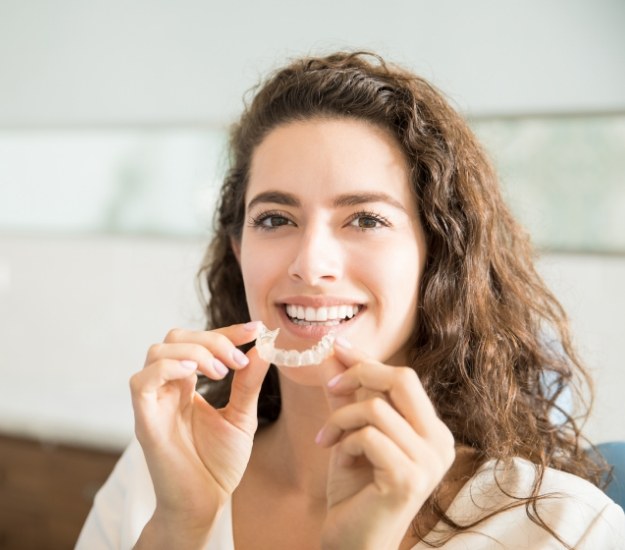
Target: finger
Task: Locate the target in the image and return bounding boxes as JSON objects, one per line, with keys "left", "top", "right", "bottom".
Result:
{"left": 337, "top": 427, "right": 442, "bottom": 501}
{"left": 212, "top": 320, "right": 264, "bottom": 345}
{"left": 316, "top": 398, "right": 420, "bottom": 460}
{"left": 162, "top": 321, "right": 263, "bottom": 371}
{"left": 165, "top": 321, "right": 262, "bottom": 348}
{"left": 328, "top": 348, "right": 440, "bottom": 437}
{"left": 146, "top": 343, "right": 232, "bottom": 379}
{"left": 223, "top": 346, "right": 272, "bottom": 429}
{"left": 131, "top": 362, "right": 199, "bottom": 449}
{"left": 337, "top": 426, "right": 412, "bottom": 476}
{"left": 321, "top": 354, "right": 356, "bottom": 412}
{"left": 131, "top": 358, "right": 199, "bottom": 396}
{"left": 130, "top": 359, "right": 198, "bottom": 435}
{"left": 321, "top": 335, "right": 366, "bottom": 411}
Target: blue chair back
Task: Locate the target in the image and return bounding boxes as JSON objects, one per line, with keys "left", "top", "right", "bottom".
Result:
{"left": 596, "top": 441, "right": 625, "bottom": 509}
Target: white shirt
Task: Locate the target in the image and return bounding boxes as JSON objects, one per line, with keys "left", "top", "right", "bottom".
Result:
{"left": 76, "top": 439, "right": 625, "bottom": 549}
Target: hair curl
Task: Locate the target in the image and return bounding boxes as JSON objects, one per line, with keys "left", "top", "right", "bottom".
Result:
{"left": 197, "top": 51, "right": 607, "bottom": 546}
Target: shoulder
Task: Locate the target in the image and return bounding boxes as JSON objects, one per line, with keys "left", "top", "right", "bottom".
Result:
{"left": 420, "top": 457, "right": 625, "bottom": 549}
{"left": 76, "top": 439, "right": 156, "bottom": 549}
{"left": 77, "top": 439, "right": 235, "bottom": 550}
{"left": 472, "top": 456, "right": 614, "bottom": 509}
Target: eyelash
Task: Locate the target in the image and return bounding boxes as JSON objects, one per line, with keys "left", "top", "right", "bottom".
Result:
{"left": 247, "top": 209, "right": 391, "bottom": 231}
{"left": 346, "top": 210, "right": 392, "bottom": 231}
{"left": 247, "top": 210, "right": 294, "bottom": 230}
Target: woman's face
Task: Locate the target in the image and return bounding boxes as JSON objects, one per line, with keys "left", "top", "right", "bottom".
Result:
{"left": 237, "top": 118, "right": 426, "bottom": 374}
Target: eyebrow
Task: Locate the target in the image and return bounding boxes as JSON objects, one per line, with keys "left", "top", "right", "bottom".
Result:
{"left": 246, "top": 190, "right": 408, "bottom": 213}
{"left": 247, "top": 191, "right": 300, "bottom": 211}
{"left": 333, "top": 191, "right": 407, "bottom": 213}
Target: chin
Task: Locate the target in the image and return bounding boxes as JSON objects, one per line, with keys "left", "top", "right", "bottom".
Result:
{"left": 275, "top": 362, "right": 330, "bottom": 388}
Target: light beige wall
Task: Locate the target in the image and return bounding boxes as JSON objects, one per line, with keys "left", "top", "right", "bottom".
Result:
{"left": 0, "top": 0, "right": 624, "bottom": 127}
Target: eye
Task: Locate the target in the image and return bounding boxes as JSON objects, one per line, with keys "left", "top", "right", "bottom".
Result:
{"left": 248, "top": 211, "right": 295, "bottom": 230}
{"left": 347, "top": 211, "right": 391, "bottom": 230}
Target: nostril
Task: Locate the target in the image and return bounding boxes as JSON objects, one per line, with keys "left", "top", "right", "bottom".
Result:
{"left": 286, "top": 238, "right": 343, "bottom": 284}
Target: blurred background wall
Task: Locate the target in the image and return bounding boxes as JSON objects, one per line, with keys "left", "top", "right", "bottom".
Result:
{"left": 1, "top": 0, "right": 624, "bottom": 451}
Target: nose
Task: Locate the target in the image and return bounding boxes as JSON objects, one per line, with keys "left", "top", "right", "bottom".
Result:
{"left": 287, "top": 223, "right": 343, "bottom": 285}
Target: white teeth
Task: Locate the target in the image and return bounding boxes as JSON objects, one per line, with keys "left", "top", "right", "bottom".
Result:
{"left": 316, "top": 307, "right": 328, "bottom": 321}
{"left": 285, "top": 303, "right": 361, "bottom": 322}
{"left": 256, "top": 325, "right": 336, "bottom": 367}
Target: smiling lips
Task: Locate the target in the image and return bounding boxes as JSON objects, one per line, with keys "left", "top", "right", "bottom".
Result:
{"left": 285, "top": 304, "right": 361, "bottom": 326}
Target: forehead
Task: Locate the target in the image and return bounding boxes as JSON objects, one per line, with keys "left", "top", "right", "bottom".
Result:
{"left": 246, "top": 118, "right": 414, "bottom": 208}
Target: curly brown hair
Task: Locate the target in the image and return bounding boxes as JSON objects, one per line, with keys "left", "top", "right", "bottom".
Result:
{"left": 197, "top": 51, "right": 606, "bottom": 546}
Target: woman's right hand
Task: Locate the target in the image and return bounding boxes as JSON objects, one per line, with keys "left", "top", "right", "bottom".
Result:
{"left": 129, "top": 321, "right": 269, "bottom": 546}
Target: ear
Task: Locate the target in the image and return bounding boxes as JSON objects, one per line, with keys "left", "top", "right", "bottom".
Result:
{"left": 230, "top": 237, "right": 242, "bottom": 265}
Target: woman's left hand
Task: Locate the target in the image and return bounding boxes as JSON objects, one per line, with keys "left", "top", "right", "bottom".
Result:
{"left": 317, "top": 339, "right": 456, "bottom": 550}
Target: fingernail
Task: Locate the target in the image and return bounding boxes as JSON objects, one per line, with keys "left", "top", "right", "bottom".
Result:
{"left": 180, "top": 360, "right": 198, "bottom": 370}
{"left": 244, "top": 320, "right": 262, "bottom": 331}
{"left": 232, "top": 348, "right": 250, "bottom": 367}
{"left": 327, "top": 373, "right": 343, "bottom": 388}
{"left": 334, "top": 336, "right": 352, "bottom": 349}
{"left": 315, "top": 427, "right": 325, "bottom": 445}
{"left": 213, "top": 358, "right": 229, "bottom": 377}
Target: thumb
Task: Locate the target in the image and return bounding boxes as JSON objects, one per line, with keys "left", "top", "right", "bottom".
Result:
{"left": 223, "top": 346, "right": 270, "bottom": 430}
{"left": 322, "top": 337, "right": 363, "bottom": 411}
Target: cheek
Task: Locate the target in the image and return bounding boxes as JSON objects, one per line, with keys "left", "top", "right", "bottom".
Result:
{"left": 239, "top": 240, "right": 260, "bottom": 311}
{"left": 239, "top": 238, "right": 286, "bottom": 316}
{"left": 367, "top": 241, "right": 422, "bottom": 319}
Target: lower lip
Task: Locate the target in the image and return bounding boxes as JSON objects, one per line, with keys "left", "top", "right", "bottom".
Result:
{"left": 277, "top": 306, "right": 362, "bottom": 340}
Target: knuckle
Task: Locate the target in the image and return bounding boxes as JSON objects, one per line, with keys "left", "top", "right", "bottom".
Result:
{"left": 146, "top": 342, "right": 164, "bottom": 359}
{"left": 209, "top": 331, "right": 230, "bottom": 350}
{"left": 441, "top": 423, "right": 456, "bottom": 447}
{"left": 384, "top": 466, "right": 419, "bottom": 497}
{"left": 352, "top": 361, "right": 368, "bottom": 377}
{"left": 384, "top": 467, "right": 402, "bottom": 488}
{"left": 395, "top": 366, "right": 418, "bottom": 385}
{"left": 152, "top": 358, "right": 169, "bottom": 375}
{"left": 360, "top": 425, "right": 378, "bottom": 443}
{"left": 394, "top": 470, "right": 415, "bottom": 493}
{"left": 165, "top": 327, "right": 184, "bottom": 342}
{"left": 367, "top": 396, "right": 387, "bottom": 416}
{"left": 409, "top": 472, "right": 430, "bottom": 496}
{"left": 129, "top": 372, "right": 142, "bottom": 394}
{"left": 437, "top": 424, "right": 456, "bottom": 465}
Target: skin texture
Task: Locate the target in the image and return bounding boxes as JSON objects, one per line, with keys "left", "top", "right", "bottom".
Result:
{"left": 131, "top": 118, "right": 455, "bottom": 549}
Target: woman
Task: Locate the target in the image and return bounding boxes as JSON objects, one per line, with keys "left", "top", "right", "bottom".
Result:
{"left": 77, "top": 52, "right": 624, "bottom": 549}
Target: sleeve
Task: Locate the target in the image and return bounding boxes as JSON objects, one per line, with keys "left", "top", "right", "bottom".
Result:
{"left": 75, "top": 439, "right": 156, "bottom": 550}
{"left": 575, "top": 502, "right": 625, "bottom": 549}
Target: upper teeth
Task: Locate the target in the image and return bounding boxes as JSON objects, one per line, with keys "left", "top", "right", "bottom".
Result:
{"left": 285, "top": 304, "right": 360, "bottom": 322}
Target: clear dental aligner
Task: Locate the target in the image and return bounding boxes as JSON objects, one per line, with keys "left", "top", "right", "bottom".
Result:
{"left": 256, "top": 325, "right": 336, "bottom": 367}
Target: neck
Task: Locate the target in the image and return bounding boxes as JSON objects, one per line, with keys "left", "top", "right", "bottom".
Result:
{"left": 256, "top": 373, "right": 333, "bottom": 500}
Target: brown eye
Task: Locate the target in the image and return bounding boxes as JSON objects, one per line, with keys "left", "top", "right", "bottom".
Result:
{"left": 249, "top": 211, "right": 295, "bottom": 230}
{"left": 356, "top": 216, "right": 379, "bottom": 229}
{"left": 348, "top": 212, "right": 389, "bottom": 230}
{"left": 261, "top": 215, "right": 290, "bottom": 227}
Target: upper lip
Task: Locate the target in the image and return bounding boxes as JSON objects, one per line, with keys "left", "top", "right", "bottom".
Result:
{"left": 278, "top": 295, "right": 365, "bottom": 307}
